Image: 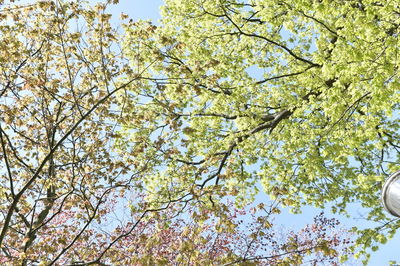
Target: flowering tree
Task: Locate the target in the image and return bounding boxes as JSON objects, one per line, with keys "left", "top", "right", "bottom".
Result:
{"left": 0, "top": 0, "right": 153, "bottom": 263}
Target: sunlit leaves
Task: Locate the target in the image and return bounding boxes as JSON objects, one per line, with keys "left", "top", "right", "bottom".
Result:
{"left": 121, "top": 0, "right": 400, "bottom": 262}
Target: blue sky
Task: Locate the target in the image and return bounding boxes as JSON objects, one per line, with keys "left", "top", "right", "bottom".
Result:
{"left": 110, "top": 1, "right": 399, "bottom": 264}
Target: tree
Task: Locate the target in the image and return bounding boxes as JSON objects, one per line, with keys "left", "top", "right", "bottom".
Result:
{"left": 0, "top": 0, "right": 148, "bottom": 264}
{"left": 0, "top": 0, "right": 355, "bottom": 265}
{"left": 121, "top": 0, "right": 400, "bottom": 262}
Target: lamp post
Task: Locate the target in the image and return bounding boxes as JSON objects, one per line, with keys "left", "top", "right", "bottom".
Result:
{"left": 381, "top": 171, "right": 400, "bottom": 218}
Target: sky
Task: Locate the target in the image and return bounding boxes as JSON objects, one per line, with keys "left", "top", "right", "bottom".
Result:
{"left": 109, "top": 0, "right": 399, "bottom": 265}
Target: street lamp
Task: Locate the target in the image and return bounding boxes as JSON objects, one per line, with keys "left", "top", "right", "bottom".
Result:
{"left": 381, "top": 171, "right": 400, "bottom": 218}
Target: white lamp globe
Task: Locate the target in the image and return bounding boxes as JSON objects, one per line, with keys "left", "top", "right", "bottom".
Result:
{"left": 382, "top": 171, "right": 400, "bottom": 218}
